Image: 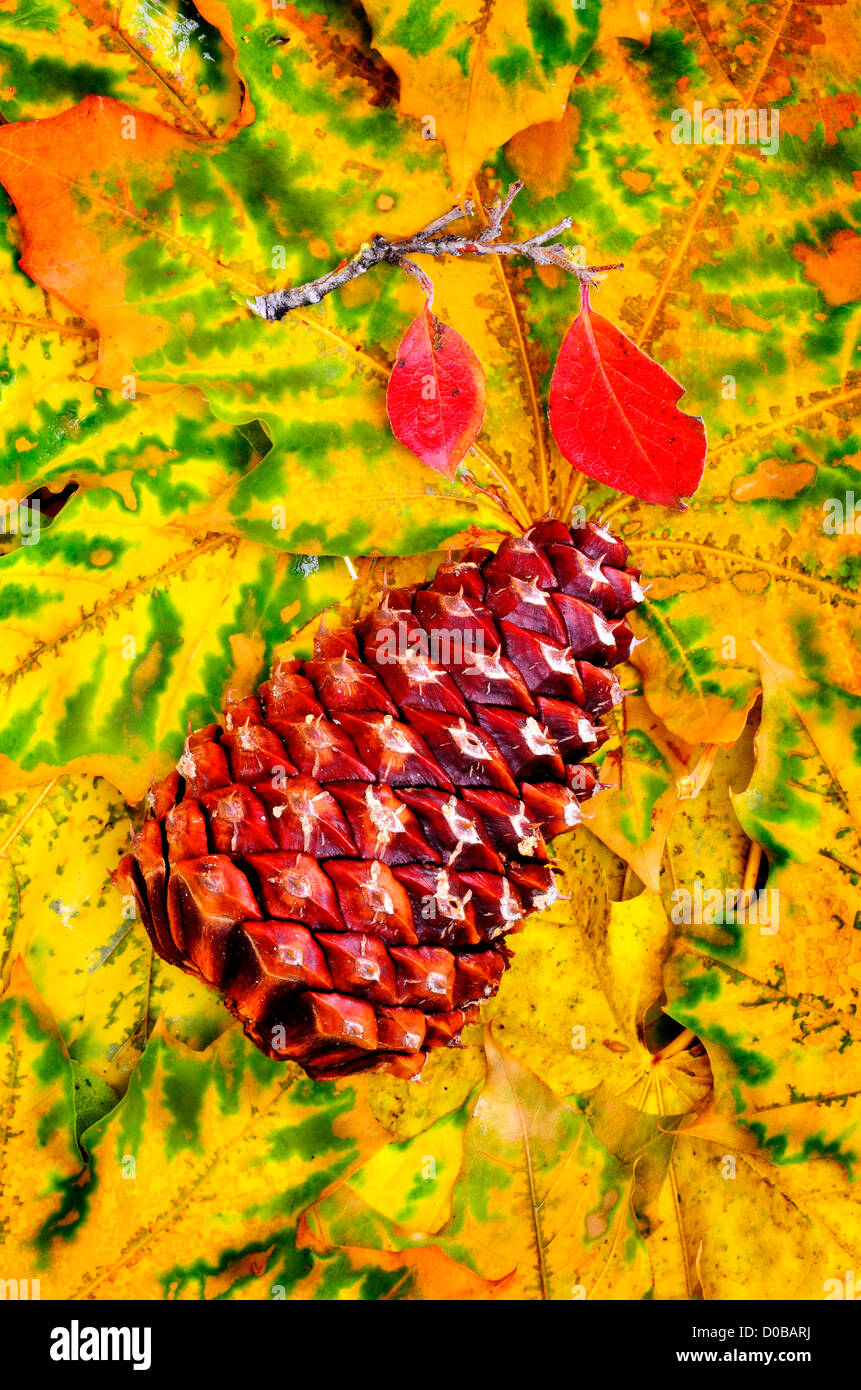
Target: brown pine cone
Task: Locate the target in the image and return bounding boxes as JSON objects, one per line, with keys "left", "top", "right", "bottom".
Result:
{"left": 116, "top": 519, "right": 642, "bottom": 1080}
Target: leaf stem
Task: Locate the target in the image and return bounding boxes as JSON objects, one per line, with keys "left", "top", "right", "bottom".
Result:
{"left": 742, "top": 841, "right": 762, "bottom": 895}
{"left": 652, "top": 1026, "right": 698, "bottom": 1064}
{"left": 464, "top": 445, "right": 533, "bottom": 530}
{"left": 470, "top": 176, "right": 550, "bottom": 519}
{"left": 556, "top": 467, "right": 588, "bottom": 522}
{"left": 398, "top": 256, "right": 435, "bottom": 306}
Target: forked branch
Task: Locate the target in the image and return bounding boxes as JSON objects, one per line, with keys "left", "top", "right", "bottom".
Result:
{"left": 248, "top": 182, "right": 622, "bottom": 321}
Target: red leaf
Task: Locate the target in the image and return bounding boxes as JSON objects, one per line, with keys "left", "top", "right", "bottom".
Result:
{"left": 549, "top": 285, "right": 707, "bottom": 509}
{"left": 387, "top": 306, "right": 486, "bottom": 479}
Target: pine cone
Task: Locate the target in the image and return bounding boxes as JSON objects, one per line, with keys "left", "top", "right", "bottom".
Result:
{"left": 117, "top": 520, "right": 643, "bottom": 1080}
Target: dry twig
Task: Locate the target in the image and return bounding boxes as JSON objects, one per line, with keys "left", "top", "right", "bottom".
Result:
{"left": 248, "top": 182, "right": 622, "bottom": 321}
